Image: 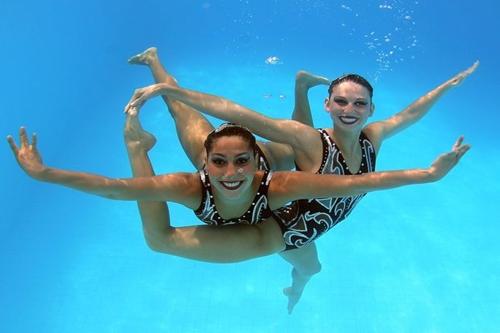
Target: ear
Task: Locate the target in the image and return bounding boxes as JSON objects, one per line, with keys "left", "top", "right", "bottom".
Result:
{"left": 369, "top": 103, "right": 375, "bottom": 117}
{"left": 324, "top": 97, "right": 331, "bottom": 113}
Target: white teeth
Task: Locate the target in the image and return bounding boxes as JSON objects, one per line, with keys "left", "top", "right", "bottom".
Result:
{"left": 221, "top": 181, "right": 243, "bottom": 189}
{"left": 339, "top": 116, "right": 358, "bottom": 124}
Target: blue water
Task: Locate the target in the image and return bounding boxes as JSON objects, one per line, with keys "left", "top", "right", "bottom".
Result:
{"left": 1, "top": 1, "right": 499, "bottom": 332}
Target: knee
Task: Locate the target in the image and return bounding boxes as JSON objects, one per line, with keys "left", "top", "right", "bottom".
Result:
{"left": 143, "top": 228, "right": 174, "bottom": 254}
{"left": 144, "top": 236, "right": 166, "bottom": 253}
{"left": 145, "top": 238, "right": 164, "bottom": 253}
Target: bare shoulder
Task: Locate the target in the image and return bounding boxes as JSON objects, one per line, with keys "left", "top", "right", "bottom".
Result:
{"left": 363, "top": 122, "right": 385, "bottom": 153}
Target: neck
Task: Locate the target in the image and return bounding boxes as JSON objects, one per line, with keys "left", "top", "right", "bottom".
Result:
{"left": 212, "top": 175, "right": 257, "bottom": 206}
{"left": 331, "top": 125, "right": 362, "bottom": 156}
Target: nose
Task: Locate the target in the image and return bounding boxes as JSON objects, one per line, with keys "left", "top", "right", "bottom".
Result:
{"left": 341, "top": 103, "right": 355, "bottom": 113}
{"left": 224, "top": 163, "right": 238, "bottom": 178}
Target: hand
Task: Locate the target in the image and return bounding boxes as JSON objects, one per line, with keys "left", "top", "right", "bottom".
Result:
{"left": 124, "top": 83, "right": 171, "bottom": 114}
{"left": 7, "top": 127, "right": 46, "bottom": 179}
{"left": 448, "top": 60, "right": 479, "bottom": 87}
{"left": 428, "top": 136, "right": 470, "bottom": 180}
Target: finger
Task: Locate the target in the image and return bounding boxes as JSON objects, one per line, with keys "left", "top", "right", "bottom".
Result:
{"left": 6, "top": 135, "right": 19, "bottom": 154}
{"left": 31, "top": 132, "right": 38, "bottom": 149}
{"left": 124, "top": 95, "right": 137, "bottom": 113}
{"left": 124, "top": 89, "right": 143, "bottom": 112}
{"left": 453, "top": 136, "right": 464, "bottom": 150}
{"left": 457, "top": 144, "right": 471, "bottom": 158}
{"left": 467, "top": 60, "right": 480, "bottom": 74}
{"left": 131, "top": 98, "right": 147, "bottom": 109}
{"left": 20, "top": 127, "right": 29, "bottom": 147}
{"left": 453, "top": 145, "right": 470, "bottom": 163}
{"left": 130, "top": 97, "right": 143, "bottom": 108}
{"left": 124, "top": 102, "right": 135, "bottom": 114}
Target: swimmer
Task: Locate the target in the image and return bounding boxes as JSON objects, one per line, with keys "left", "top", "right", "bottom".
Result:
{"left": 125, "top": 58, "right": 478, "bottom": 313}
{"left": 8, "top": 105, "right": 468, "bottom": 263}
{"left": 127, "top": 47, "right": 329, "bottom": 313}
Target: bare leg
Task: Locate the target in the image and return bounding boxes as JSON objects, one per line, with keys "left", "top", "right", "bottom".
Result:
{"left": 292, "top": 71, "right": 330, "bottom": 126}
{"left": 124, "top": 106, "right": 172, "bottom": 249}
{"left": 124, "top": 109, "right": 285, "bottom": 262}
{"left": 129, "top": 47, "right": 214, "bottom": 169}
{"left": 284, "top": 71, "right": 328, "bottom": 310}
{"left": 279, "top": 242, "right": 322, "bottom": 314}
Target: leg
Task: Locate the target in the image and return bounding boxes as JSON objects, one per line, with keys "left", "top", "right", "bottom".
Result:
{"left": 124, "top": 110, "right": 285, "bottom": 262}
{"left": 124, "top": 105, "right": 171, "bottom": 250}
{"left": 292, "top": 71, "right": 330, "bottom": 126}
{"left": 151, "top": 217, "right": 285, "bottom": 263}
{"left": 279, "top": 242, "right": 322, "bottom": 314}
{"left": 129, "top": 47, "right": 214, "bottom": 169}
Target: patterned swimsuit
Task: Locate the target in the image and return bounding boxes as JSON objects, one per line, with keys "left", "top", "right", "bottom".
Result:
{"left": 273, "top": 129, "right": 377, "bottom": 250}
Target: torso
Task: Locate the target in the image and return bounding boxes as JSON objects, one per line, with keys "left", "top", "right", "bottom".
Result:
{"left": 273, "top": 128, "right": 377, "bottom": 250}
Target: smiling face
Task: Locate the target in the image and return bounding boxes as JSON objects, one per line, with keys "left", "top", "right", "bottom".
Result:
{"left": 325, "top": 80, "right": 374, "bottom": 131}
{"left": 205, "top": 135, "right": 257, "bottom": 201}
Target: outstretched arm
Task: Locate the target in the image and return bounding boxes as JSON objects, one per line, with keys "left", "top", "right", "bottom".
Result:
{"left": 366, "top": 61, "right": 479, "bottom": 144}
{"left": 7, "top": 127, "right": 200, "bottom": 206}
{"left": 125, "top": 83, "right": 323, "bottom": 169}
{"left": 292, "top": 70, "right": 330, "bottom": 126}
{"left": 269, "top": 136, "right": 470, "bottom": 208}
{"left": 8, "top": 128, "right": 288, "bottom": 264}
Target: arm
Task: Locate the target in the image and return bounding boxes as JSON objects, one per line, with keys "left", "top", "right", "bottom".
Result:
{"left": 125, "top": 83, "right": 322, "bottom": 167}
{"left": 269, "top": 137, "right": 470, "bottom": 208}
{"left": 292, "top": 70, "right": 330, "bottom": 126}
{"left": 366, "top": 61, "right": 479, "bottom": 142}
{"left": 7, "top": 127, "right": 201, "bottom": 207}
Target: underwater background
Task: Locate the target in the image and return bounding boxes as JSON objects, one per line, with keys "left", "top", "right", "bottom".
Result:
{"left": 1, "top": 0, "right": 499, "bottom": 332}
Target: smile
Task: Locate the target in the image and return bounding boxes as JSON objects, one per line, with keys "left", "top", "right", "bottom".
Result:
{"left": 220, "top": 181, "right": 244, "bottom": 190}
{"left": 338, "top": 116, "right": 359, "bottom": 125}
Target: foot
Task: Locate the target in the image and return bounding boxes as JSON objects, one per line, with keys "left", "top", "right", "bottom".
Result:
{"left": 295, "top": 70, "right": 330, "bottom": 89}
{"left": 283, "top": 286, "right": 303, "bottom": 314}
{"left": 128, "top": 47, "right": 158, "bottom": 66}
{"left": 282, "top": 268, "right": 310, "bottom": 314}
{"left": 124, "top": 108, "right": 156, "bottom": 152}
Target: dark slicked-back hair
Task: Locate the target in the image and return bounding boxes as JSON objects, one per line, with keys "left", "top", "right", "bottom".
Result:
{"left": 328, "top": 73, "right": 374, "bottom": 99}
{"left": 204, "top": 123, "right": 257, "bottom": 155}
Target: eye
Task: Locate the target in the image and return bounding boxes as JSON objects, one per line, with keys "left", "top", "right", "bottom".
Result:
{"left": 355, "top": 101, "right": 368, "bottom": 106}
{"left": 333, "top": 98, "right": 347, "bottom": 106}
{"left": 211, "top": 158, "right": 226, "bottom": 166}
{"left": 235, "top": 157, "right": 250, "bottom": 165}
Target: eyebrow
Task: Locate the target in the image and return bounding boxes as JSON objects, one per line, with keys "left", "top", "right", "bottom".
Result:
{"left": 333, "top": 96, "right": 368, "bottom": 101}
{"left": 210, "top": 152, "right": 252, "bottom": 158}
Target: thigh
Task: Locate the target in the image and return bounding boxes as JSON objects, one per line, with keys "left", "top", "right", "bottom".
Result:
{"left": 162, "top": 216, "right": 285, "bottom": 263}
